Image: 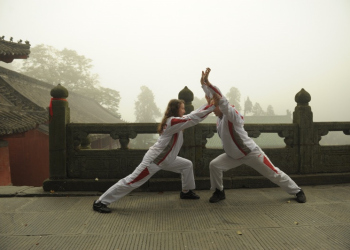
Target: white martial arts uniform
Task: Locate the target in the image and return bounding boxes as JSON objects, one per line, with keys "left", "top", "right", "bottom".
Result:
{"left": 98, "top": 103, "right": 215, "bottom": 205}
{"left": 203, "top": 84, "right": 301, "bottom": 195}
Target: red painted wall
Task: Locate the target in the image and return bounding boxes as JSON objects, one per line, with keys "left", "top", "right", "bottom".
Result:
{"left": 0, "top": 141, "right": 12, "bottom": 186}
{"left": 7, "top": 129, "right": 49, "bottom": 187}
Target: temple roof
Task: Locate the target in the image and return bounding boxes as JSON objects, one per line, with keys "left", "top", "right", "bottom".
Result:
{"left": 0, "top": 37, "right": 31, "bottom": 63}
{"left": 0, "top": 105, "right": 48, "bottom": 136}
{"left": 0, "top": 66, "right": 123, "bottom": 136}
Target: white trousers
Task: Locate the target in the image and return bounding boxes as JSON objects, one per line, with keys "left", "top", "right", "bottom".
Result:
{"left": 98, "top": 156, "right": 195, "bottom": 205}
{"left": 209, "top": 148, "right": 301, "bottom": 195}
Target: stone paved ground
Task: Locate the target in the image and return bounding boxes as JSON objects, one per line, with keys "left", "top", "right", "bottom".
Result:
{"left": 1, "top": 184, "right": 350, "bottom": 250}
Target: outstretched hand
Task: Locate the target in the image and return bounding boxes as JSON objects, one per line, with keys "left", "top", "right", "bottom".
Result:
{"left": 200, "top": 70, "right": 205, "bottom": 85}
{"left": 203, "top": 67, "right": 211, "bottom": 86}
{"left": 201, "top": 67, "right": 212, "bottom": 104}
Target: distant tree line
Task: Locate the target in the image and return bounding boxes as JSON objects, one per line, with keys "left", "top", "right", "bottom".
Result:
{"left": 13, "top": 44, "right": 276, "bottom": 128}
{"left": 193, "top": 87, "right": 275, "bottom": 116}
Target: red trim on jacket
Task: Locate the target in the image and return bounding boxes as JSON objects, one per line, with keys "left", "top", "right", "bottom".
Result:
{"left": 157, "top": 133, "right": 178, "bottom": 165}
{"left": 171, "top": 118, "right": 189, "bottom": 126}
{"left": 228, "top": 121, "right": 247, "bottom": 156}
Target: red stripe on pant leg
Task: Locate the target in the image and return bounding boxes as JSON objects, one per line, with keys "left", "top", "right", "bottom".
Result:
{"left": 127, "top": 167, "right": 150, "bottom": 185}
{"left": 263, "top": 156, "right": 279, "bottom": 174}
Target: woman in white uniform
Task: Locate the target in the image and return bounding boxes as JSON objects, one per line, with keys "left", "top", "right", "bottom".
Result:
{"left": 201, "top": 68, "right": 306, "bottom": 204}
{"left": 93, "top": 75, "right": 215, "bottom": 213}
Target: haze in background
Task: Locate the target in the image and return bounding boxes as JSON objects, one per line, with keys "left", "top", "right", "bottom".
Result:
{"left": 1, "top": 0, "right": 349, "bottom": 122}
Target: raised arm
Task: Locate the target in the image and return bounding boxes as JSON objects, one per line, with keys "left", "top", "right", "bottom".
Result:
{"left": 201, "top": 68, "right": 213, "bottom": 103}
{"left": 205, "top": 68, "right": 244, "bottom": 125}
{"left": 203, "top": 67, "right": 223, "bottom": 98}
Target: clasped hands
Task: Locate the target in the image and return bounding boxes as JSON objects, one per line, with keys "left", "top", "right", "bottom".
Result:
{"left": 200, "top": 67, "right": 220, "bottom": 107}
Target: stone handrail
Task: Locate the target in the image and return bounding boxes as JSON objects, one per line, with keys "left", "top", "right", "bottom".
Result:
{"left": 314, "top": 122, "right": 350, "bottom": 142}
{"left": 67, "top": 123, "right": 158, "bottom": 149}
{"left": 43, "top": 85, "right": 350, "bottom": 191}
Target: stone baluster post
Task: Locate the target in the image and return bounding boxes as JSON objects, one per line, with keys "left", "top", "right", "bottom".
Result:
{"left": 293, "top": 88, "right": 314, "bottom": 173}
{"left": 49, "top": 84, "right": 70, "bottom": 179}
{"left": 178, "top": 87, "right": 196, "bottom": 169}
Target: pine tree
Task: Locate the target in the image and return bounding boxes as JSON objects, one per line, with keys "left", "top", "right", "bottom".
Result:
{"left": 131, "top": 86, "right": 161, "bottom": 148}
{"left": 244, "top": 97, "right": 253, "bottom": 116}
{"left": 226, "top": 87, "right": 242, "bottom": 111}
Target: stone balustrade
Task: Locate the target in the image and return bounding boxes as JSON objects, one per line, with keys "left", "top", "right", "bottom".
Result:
{"left": 43, "top": 85, "right": 350, "bottom": 191}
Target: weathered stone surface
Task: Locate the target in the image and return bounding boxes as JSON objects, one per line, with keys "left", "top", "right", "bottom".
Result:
{"left": 49, "top": 85, "right": 70, "bottom": 179}
{"left": 45, "top": 87, "right": 350, "bottom": 191}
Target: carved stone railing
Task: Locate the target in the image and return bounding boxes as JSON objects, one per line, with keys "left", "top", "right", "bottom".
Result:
{"left": 66, "top": 123, "right": 159, "bottom": 179}
{"left": 43, "top": 85, "right": 350, "bottom": 191}
{"left": 313, "top": 122, "right": 350, "bottom": 173}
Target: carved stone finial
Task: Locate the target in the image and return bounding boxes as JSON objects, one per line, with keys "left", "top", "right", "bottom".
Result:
{"left": 50, "top": 84, "right": 69, "bottom": 98}
{"left": 295, "top": 88, "right": 311, "bottom": 106}
{"left": 178, "top": 86, "right": 193, "bottom": 103}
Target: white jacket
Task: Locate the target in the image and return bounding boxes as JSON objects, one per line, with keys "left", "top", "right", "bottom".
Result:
{"left": 144, "top": 103, "right": 215, "bottom": 166}
{"left": 203, "top": 84, "right": 258, "bottom": 159}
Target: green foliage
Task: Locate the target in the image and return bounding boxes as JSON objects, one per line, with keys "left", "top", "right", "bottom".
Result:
{"left": 131, "top": 86, "right": 161, "bottom": 148}
{"left": 19, "top": 44, "right": 121, "bottom": 118}
{"left": 245, "top": 98, "right": 276, "bottom": 117}
{"left": 252, "top": 102, "right": 265, "bottom": 116}
{"left": 244, "top": 97, "right": 253, "bottom": 116}
{"left": 84, "top": 86, "right": 121, "bottom": 118}
{"left": 226, "top": 87, "right": 242, "bottom": 111}
{"left": 134, "top": 86, "right": 161, "bottom": 122}
{"left": 192, "top": 96, "right": 207, "bottom": 109}
{"left": 266, "top": 105, "right": 275, "bottom": 116}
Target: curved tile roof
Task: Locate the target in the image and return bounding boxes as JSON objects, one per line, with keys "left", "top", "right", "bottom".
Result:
{"left": 0, "top": 66, "right": 123, "bottom": 136}
{"left": 0, "top": 106, "right": 48, "bottom": 136}
{"left": 0, "top": 37, "right": 31, "bottom": 63}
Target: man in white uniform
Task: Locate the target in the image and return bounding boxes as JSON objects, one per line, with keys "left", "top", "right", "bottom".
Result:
{"left": 201, "top": 68, "right": 306, "bottom": 204}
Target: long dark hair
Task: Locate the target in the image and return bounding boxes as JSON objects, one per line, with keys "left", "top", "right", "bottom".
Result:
{"left": 157, "top": 99, "right": 185, "bottom": 134}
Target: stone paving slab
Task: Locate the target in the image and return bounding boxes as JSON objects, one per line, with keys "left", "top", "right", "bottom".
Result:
{"left": 0, "top": 186, "right": 103, "bottom": 197}
{"left": 249, "top": 226, "right": 346, "bottom": 250}
{"left": 1, "top": 184, "right": 350, "bottom": 249}
{"left": 0, "top": 186, "right": 34, "bottom": 196}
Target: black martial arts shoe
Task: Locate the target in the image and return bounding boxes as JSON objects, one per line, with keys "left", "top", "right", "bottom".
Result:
{"left": 209, "top": 188, "right": 225, "bottom": 203}
{"left": 180, "top": 190, "right": 200, "bottom": 199}
{"left": 295, "top": 189, "right": 306, "bottom": 203}
{"left": 93, "top": 200, "right": 111, "bottom": 213}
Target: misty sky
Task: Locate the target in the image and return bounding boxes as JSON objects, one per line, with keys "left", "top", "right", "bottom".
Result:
{"left": 1, "top": 0, "right": 350, "bottom": 122}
